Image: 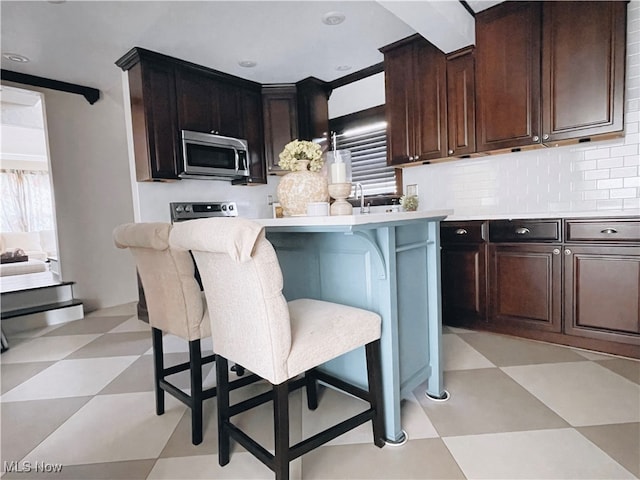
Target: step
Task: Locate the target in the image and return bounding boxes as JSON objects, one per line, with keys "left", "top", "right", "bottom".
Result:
{"left": 1, "top": 301, "right": 84, "bottom": 335}
{"left": 1, "top": 282, "right": 75, "bottom": 313}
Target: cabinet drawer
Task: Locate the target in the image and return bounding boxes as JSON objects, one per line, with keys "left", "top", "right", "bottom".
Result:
{"left": 489, "top": 219, "right": 561, "bottom": 242}
{"left": 441, "top": 221, "right": 486, "bottom": 244}
{"left": 566, "top": 219, "right": 640, "bottom": 243}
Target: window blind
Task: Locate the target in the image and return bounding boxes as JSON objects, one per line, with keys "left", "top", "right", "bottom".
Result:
{"left": 334, "top": 123, "right": 396, "bottom": 196}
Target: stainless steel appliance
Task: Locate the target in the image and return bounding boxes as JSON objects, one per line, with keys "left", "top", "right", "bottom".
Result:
{"left": 179, "top": 130, "right": 249, "bottom": 180}
{"left": 170, "top": 201, "right": 238, "bottom": 223}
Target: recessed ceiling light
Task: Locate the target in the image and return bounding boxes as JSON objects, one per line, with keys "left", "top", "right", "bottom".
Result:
{"left": 238, "top": 60, "right": 257, "bottom": 68}
{"left": 322, "top": 11, "right": 346, "bottom": 26}
{"left": 336, "top": 65, "right": 352, "bottom": 72}
{"left": 2, "top": 53, "right": 30, "bottom": 63}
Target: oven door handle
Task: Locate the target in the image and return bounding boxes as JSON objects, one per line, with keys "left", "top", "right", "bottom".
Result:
{"left": 233, "top": 148, "right": 240, "bottom": 173}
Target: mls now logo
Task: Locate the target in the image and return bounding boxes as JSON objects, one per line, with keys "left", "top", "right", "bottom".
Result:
{"left": 3, "top": 461, "right": 63, "bottom": 473}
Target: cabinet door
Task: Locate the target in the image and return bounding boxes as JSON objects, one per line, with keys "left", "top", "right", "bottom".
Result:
{"left": 442, "top": 244, "right": 487, "bottom": 326}
{"left": 476, "top": 2, "right": 541, "bottom": 152}
{"left": 564, "top": 246, "right": 640, "bottom": 345}
{"left": 176, "top": 68, "right": 217, "bottom": 133}
{"left": 542, "top": 1, "right": 626, "bottom": 143}
{"left": 262, "top": 86, "right": 298, "bottom": 175}
{"left": 489, "top": 244, "right": 562, "bottom": 332}
{"left": 296, "top": 78, "right": 330, "bottom": 143}
{"left": 130, "top": 61, "right": 179, "bottom": 180}
{"left": 446, "top": 47, "right": 476, "bottom": 157}
{"left": 383, "top": 42, "right": 414, "bottom": 165}
{"left": 217, "top": 81, "right": 242, "bottom": 138}
{"left": 414, "top": 40, "right": 448, "bottom": 161}
{"left": 238, "top": 88, "right": 266, "bottom": 184}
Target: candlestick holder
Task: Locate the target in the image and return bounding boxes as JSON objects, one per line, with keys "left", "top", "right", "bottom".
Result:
{"left": 328, "top": 182, "right": 353, "bottom": 215}
{"left": 326, "top": 149, "right": 353, "bottom": 216}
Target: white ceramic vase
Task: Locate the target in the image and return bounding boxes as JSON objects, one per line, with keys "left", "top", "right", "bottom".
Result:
{"left": 277, "top": 160, "right": 329, "bottom": 216}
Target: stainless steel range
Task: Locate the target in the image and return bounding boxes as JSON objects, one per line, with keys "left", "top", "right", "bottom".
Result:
{"left": 170, "top": 201, "right": 238, "bottom": 223}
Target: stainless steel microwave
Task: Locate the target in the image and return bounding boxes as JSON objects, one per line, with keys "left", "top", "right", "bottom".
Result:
{"left": 179, "top": 130, "right": 249, "bottom": 180}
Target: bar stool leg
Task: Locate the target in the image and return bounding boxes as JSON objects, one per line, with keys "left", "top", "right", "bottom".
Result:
{"left": 216, "top": 355, "right": 231, "bottom": 466}
{"left": 189, "top": 339, "right": 204, "bottom": 445}
{"left": 305, "top": 369, "right": 318, "bottom": 410}
{"left": 151, "top": 328, "right": 165, "bottom": 416}
{"left": 273, "top": 382, "right": 290, "bottom": 480}
{"left": 365, "top": 340, "right": 385, "bottom": 448}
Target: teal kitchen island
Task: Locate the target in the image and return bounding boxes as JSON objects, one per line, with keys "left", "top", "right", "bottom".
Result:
{"left": 256, "top": 209, "right": 451, "bottom": 444}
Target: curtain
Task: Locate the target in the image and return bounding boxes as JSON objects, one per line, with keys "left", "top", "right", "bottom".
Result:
{"left": 1, "top": 169, "right": 54, "bottom": 232}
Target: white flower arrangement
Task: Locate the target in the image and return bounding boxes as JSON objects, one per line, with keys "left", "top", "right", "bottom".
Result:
{"left": 278, "top": 139, "right": 324, "bottom": 172}
{"left": 400, "top": 194, "right": 419, "bottom": 211}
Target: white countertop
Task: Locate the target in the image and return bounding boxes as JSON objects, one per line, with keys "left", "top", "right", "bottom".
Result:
{"left": 255, "top": 209, "right": 453, "bottom": 228}
{"left": 445, "top": 209, "right": 640, "bottom": 221}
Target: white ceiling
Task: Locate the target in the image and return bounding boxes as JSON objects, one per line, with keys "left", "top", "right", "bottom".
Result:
{"left": 0, "top": 1, "right": 502, "bottom": 94}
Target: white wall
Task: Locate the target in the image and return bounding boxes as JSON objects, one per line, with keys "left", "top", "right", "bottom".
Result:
{"left": 3, "top": 80, "right": 138, "bottom": 311}
{"left": 328, "top": 73, "right": 385, "bottom": 119}
{"left": 403, "top": 2, "right": 640, "bottom": 219}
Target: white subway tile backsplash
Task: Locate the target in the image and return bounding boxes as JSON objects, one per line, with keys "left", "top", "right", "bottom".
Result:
{"left": 611, "top": 166, "right": 638, "bottom": 178}
{"left": 611, "top": 144, "right": 639, "bottom": 157}
{"left": 584, "top": 169, "right": 610, "bottom": 180}
{"left": 573, "top": 160, "right": 598, "bottom": 171}
{"left": 572, "top": 180, "right": 598, "bottom": 191}
{"left": 624, "top": 176, "right": 640, "bottom": 188}
{"left": 624, "top": 155, "right": 640, "bottom": 166}
{"left": 584, "top": 190, "right": 610, "bottom": 201}
{"left": 623, "top": 197, "right": 640, "bottom": 209}
{"left": 610, "top": 188, "right": 637, "bottom": 199}
{"left": 624, "top": 132, "right": 640, "bottom": 145}
{"left": 596, "top": 199, "right": 624, "bottom": 210}
{"left": 596, "top": 157, "right": 625, "bottom": 169}
{"left": 597, "top": 178, "right": 624, "bottom": 189}
{"left": 584, "top": 148, "right": 612, "bottom": 160}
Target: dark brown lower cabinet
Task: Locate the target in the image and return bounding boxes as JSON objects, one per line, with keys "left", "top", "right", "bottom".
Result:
{"left": 489, "top": 244, "right": 562, "bottom": 333}
{"left": 564, "top": 245, "right": 640, "bottom": 345}
{"left": 441, "top": 217, "right": 639, "bottom": 358}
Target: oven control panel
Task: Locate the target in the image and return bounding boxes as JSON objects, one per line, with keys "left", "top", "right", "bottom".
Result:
{"left": 170, "top": 202, "right": 238, "bottom": 222}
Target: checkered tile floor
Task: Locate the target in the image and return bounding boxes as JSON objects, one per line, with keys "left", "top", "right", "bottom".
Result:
{"left": 1, "top": 303, "right": 638, "bottom": 479}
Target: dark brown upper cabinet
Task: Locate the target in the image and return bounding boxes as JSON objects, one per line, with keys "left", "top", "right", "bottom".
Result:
{"left": 475, "top": 2, "right": 542, "bottom": 153}
{"left": 446, "top": 47, "right": 476, "bottom": 157}
{"left": 116, "top": 47, "right": 266, "bottom": 183}
{"left": 381, "top": 35, "right": 447, "bottom": 166}
{"left": 476, "top": 1, "right": 627, "bottom": 153}
{"left": 262, "top": 85, "right": 299, "bottom": 175}
{"left": 541, "top": 1, "right": 627, "bottom": 144}
{"left": 117, "top": 51, "right": 180, "bottom": 181}
{"left": 296, "top": 77, "right": 332, "bottom": 144}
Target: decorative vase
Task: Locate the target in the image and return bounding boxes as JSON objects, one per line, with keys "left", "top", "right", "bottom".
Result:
{"left": 276, "top": 160, "right": 329, "bottom": 216}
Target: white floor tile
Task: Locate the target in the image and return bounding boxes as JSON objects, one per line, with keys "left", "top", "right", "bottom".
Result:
{"left": 502, "top": 362, "right": 640, "bottom": 426}
{"left": 0, "top": 334, "right": 100, "bottom": 363}
{"left": 108, "top": 316, "right": 151, "bottom": 334}
{"left": 142, "top": 333, "right": 213, "bottom": 355}
{"left": 22, "top": 392, "right": 185, "bottom": 466}
{"left": 1, "top": 356, "right": 138, "bottom": 401}
{"left": 86, "top": 302, "right": 137, "bottom": 318}
{"left": 444, "top": 428, "right": 636, "bottom": 479}
{"left": 443, "top": 334, "right": 495, "bottom": 371}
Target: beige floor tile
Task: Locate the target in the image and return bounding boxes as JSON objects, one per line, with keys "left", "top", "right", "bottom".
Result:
{"left": 43, "top": 315, "right": 131, "bottom": 336}
{"left": 502, "top": 361, "right": 640, "bottom": 426}
{"left": 416, "top": 368, "right": 568, "bottom": 436}
{"left": 0, "top": 334, "right": 100, "bottom": 364}
{"left": 0, "top": 459, "right": 156, "bottom": 480}
{"left": 302, "top": 438, "right": 465, "bottom": 479}
{"left": 85, "top": 302, "right": 137, "bottom": 318}
{"left": 142, "top": 334, "right": 214, "bottom": 356}
{"left": 0, "top": 361, "right": 54, "bottom": 394}
{"left": 443, "top": 334, "right": 495, "bottom": 371}
{"left": 108, "top": 316, "right": 151, "bottom": 334}
{"left": 159, "top": 401, "right": 218, "bottom": 459}
{"left": 1, "top": 397, "right": 92, "bottom": 464}
{"left": 23, "top": 392, "right": 185, "bottom": 466}
{"left": 596, "top": 358, "right": 640, "bottom": 385}
{"left": 149, "top": 453, "right": 300, "bottom": 480}
{"left": 1, "top": 356, "right": 138, "bottom": 401}
{"left": 65, "top": 332, "right": 152, "bottom": 359}
{"left": 459, "top": 332, "right": 586, "bottom": 366}
{"left": 578, "top": 423, "right": 640, "bottom": 478}
{"left": 444, "top": 428, "right": 636, "bottom": 479}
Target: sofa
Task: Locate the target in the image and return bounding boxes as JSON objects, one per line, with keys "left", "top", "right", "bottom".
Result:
{"left": 0, "top": 230, "right": 57, "bottom": 261}
{"left": 0, "top": 230, "right": 57, "bottom": 277}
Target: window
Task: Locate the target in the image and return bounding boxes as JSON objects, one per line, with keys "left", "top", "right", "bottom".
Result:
{"left": 329, "top": 105, "right": 398, "bottom": 198}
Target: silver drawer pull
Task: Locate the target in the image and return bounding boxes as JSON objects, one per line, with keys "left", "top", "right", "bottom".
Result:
{"left": 515, "top": 227, "right": 530, "bottom": 235}
{"left": 553, "top": 248, "right": 560, "bottom": 255}
{"left": 600, "top": 228, "right": 618, "bottom": 234}
{"left": 455, "top": 228, "right": 468, "bottom": 235}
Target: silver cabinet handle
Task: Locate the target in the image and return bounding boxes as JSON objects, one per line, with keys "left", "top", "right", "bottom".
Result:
{"left": 448, "top": 149, "right": 454, "bottom": 155}
{"left": 564, "top": 249, "right": 572, "bottom": 255}
{"left": 533, "top": 135, "right": 539, "bottom": 142}
{"left": 543, "top": 134, "right": 550, "bottom": 140}
{"left": 455, "top": 228, "right": 468, "bottom": 235}
{"left": 515, "top": 227, "right": 530, "bottom": 235}
{"left": 601, "top": 228, "right": 618, "bottom": 234}
{"left": 553, "top": 248, "right": 560, "bottom": 255}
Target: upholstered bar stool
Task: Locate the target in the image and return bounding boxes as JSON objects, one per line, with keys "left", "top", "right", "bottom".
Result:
{"left": 170, "top": 218, "right": 385, "bottom": 480}
{"left": 113, "top": 223, "right": 258, "bottom": 445}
